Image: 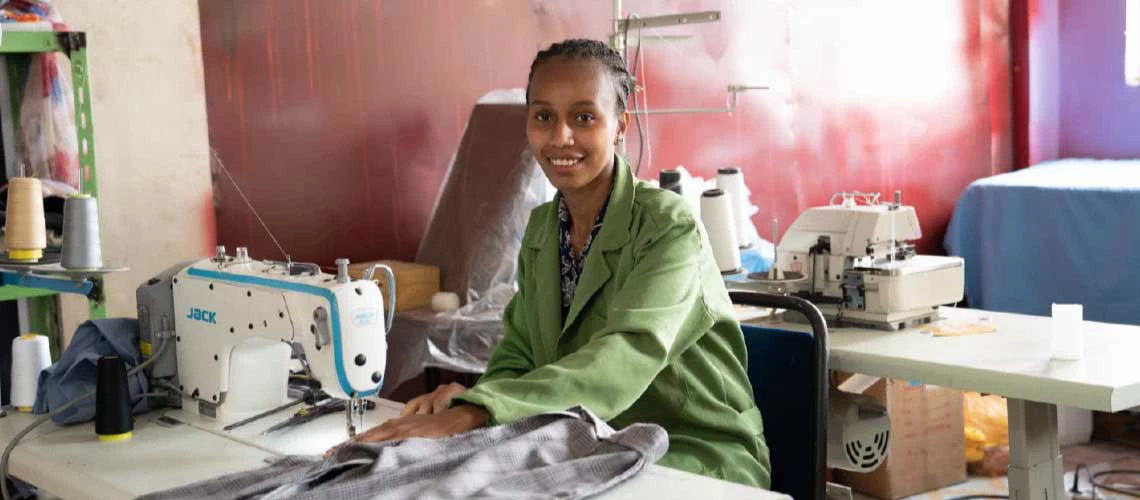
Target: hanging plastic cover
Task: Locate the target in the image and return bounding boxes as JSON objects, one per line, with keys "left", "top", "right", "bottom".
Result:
{"left": 381, "top": 89, "right": 552, "bottom": 394}
{"left": 19, "top": 51, "right": 79, "bottom": 196}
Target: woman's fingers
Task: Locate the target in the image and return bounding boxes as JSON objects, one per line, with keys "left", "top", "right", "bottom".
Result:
{"left": 353, "top": 421, "right": 396, "bottom": 443}
{"left": 401, "top": 383, "right": 468, "bottom": 417}
{"left": 400, "top": 395, "right": 426, "bottom": 417}
{"left": 357, "top": 427, "right": 394, "bottom": 443}
{"left": 432, "top": 396, "right": 450, "bottom": 415}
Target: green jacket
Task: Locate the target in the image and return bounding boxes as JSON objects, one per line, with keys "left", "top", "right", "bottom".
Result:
{"left": 453, "top": 156, "right": 771, "bottom": 488}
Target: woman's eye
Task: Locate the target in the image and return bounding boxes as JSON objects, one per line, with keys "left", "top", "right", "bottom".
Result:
{"left": 534, "top": 111, "right": 551, "bottom": 122}
{"left": 576, "top": 113, "right": 596, "bottom": 124}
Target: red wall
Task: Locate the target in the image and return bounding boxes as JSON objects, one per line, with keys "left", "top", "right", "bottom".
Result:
{"left": 199, "top": 0, "right": 1012, "bottom": 264}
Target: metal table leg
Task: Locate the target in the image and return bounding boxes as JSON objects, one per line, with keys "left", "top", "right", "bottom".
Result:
{"left": 1007, "top": 399, "right": 1065, "bottom": 500}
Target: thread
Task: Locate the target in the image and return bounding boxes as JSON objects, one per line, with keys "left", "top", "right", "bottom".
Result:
{"left": 61, "top": 194, "right": 103, "bottom": 270}
{"left": 716, "top": 167, "right": 752, "bottom": 248}
{"left": 3, "top": 178, "right": 47, "bottom": 262}
{"left": 11, "top": 334, "right": 51, "bottom": 412}
{"left": 95, "top": 355, "right": 132, "bottom": 441}
{"left": 700, "top": 189, "right": 742, "bottom": 274}
{"left": 659, "top": 169, "right": 682, "bottom": 195}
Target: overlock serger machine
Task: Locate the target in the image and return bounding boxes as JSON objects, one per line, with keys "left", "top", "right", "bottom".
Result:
{"left": 750, "top": 191, "right": 964, "bottom": 330}
{"left": 136, "top": 246, "right": 395, "bottom": 436}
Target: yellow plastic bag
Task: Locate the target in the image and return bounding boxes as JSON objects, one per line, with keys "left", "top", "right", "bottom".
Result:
{"left": 963, "top": 392, "right": 1008, "bottom": 463}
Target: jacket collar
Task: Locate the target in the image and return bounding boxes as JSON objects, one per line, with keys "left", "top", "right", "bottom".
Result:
{"left": 524, "top": 154, "right": 634, "bottom": 251}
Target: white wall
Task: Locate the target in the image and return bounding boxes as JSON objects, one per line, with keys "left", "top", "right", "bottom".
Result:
{"left": 50, "top": 0, "right": 215, "bottom": 339}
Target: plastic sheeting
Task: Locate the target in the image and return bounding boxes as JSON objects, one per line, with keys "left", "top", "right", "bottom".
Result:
{"left": 944, "top": 159, "right": 1140, "bottom": 325}
{"left": 381, "top": 90, "right": 551, "bottom": 395}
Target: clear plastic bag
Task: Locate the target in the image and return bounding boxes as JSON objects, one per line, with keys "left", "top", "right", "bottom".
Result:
{"left": 19, "top": 51, "right": 79, "bottom": 196}
{"left": 381, "top": 90, "right": 550, "bottom": 395}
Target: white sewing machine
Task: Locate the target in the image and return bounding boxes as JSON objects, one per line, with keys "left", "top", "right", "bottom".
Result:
{"left": 136, "top": 246, "right": 395, "bottom": 435}
{"left": 758, "top": 191, "right": 964, "bottom": 330}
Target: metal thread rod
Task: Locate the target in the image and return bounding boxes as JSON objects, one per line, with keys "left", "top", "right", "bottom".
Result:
{"left": 769, "top": 218, "right": 781, "bottom": 280}
{"left": 617, "top": 10, "right": 720, "bottom": 31}
{"left": 628, "top": 85, "right": 769, "bottom": 116}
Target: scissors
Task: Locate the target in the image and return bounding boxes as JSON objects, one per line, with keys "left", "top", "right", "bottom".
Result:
{"left": 262, "top": 398, "right": 376, "bottom": 435}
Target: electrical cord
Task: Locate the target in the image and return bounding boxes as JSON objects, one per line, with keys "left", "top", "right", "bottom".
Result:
{"left": 1075, "top": 464, "right": 1088, "bottom": 496}
{"left": 1091, "top": 469, "right": 1140, "bottom": 499}
{"left": 633, "top": 24, "right": 653, "bottom": 177}
{"left": 0, "top": 335, "right": 171, "bottom": 500}
{"left": 627, "top": 14, "right": 647, "bottom": 177}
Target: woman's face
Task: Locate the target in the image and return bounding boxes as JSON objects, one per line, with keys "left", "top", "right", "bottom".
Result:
{"left": 526, "top": 56, "right": 629, "bottom": 195}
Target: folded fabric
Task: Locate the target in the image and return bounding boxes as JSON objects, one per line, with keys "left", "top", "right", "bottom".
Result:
{"left": 32, "top": 318, "right": 150, "bottom": 424}
{"left": 141, "top": 406, "right": 668, "bottom": 500}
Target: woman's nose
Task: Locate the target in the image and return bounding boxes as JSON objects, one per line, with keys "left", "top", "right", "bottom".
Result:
{"left": 550, "top": 121, "right": 574, "bottom": 147}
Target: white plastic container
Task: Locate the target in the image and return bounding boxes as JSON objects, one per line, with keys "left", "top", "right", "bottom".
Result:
{"left": 1051, "top": 304, "right": 1084, "bottom": 361}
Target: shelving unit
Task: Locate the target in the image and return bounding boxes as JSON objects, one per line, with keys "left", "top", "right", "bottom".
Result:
{"left": 0, "top": 30, "right": 104, "bottom": 340}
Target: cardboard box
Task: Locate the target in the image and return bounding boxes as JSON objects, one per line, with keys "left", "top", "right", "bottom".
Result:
{"left": 834, "top": 377, "right": 967, "bottom": 499}
{"left": 348, "top": 260, "right": 440, "bottom": 311}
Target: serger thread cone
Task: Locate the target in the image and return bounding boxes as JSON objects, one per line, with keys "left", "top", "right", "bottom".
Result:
{"left": 4, "top": 178, "right": 47, "bottom": 261}
{"left": 62, "top": 194, "right": 103, "bottom": 269}
{"left": 700, "top": 188, "right": 742, "bottom": 273}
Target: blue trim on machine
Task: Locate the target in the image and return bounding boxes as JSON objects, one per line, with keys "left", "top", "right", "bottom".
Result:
{"left": 186, "top": 267, "right": 379, "bottom": 397}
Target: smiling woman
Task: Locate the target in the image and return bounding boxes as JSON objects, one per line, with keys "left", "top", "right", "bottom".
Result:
{"left": 343, "top": 39, "right": 772, "bottom": 490}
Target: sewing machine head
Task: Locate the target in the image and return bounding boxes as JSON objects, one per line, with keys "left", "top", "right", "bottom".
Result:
{"left": 778, "top": 191, "right": 922, "bottom": 267}
{"left": 764, "top": 191, "right": 964, "bottom": 330}
{"left": 137, "top": 247, "right": 394, "bottom": 431}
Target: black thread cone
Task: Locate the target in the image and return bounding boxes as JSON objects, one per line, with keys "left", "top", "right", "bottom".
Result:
{"left": 659, "top": 170, "right": 682, "bottom": 194}
{"left": 95, "top": 356, "right": 132, "bottom": 440}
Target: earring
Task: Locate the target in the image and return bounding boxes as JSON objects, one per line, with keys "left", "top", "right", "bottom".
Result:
{"left": 615, "top": 136, "right": 625, "bottom": 146}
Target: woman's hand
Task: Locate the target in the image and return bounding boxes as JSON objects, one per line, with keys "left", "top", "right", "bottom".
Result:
{"left": 326, "top": 407, "right": 490, "bottom": 457}
{"left": 356, "top": 405, "right": 489, "bottom": 443}
{"left": 400, "top": 382, "right": 468, "bottom": 417}
{"left": 325, "top": 405, "right": 489, "bottom": 457}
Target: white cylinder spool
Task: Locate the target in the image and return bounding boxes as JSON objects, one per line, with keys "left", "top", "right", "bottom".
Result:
{"left": 700, "top": 189, "right": 742, "bottom": 274}
{"left": 716, "top": 167, "right": 752, "bottom": 249}
{"left": 11, "top": 334, "right": 51, "bottom": 412}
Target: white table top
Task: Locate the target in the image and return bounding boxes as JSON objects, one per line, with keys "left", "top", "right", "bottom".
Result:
{"left": 765, "top": 307, "right": 1140, "bottom": 412}
{"left": 0, "top": 409, "right": 276, "bottom": 500}
{"left": 0, "top": 398, "right": 787, "bottom": 500}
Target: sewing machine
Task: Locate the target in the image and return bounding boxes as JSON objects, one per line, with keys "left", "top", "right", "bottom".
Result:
{"left": 752, "top": 191, "right": 964, "bottom": 330}
{"left": 135, "top": 247, "right": 395, "bottom": 436}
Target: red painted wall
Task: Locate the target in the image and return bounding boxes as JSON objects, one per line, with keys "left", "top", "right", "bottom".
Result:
{"left": 199, "top": 0, "right": 1012, "bottom": 263}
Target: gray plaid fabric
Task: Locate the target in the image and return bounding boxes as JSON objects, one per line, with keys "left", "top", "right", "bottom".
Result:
{"left": 140, "top": 406, "right": 668, "bottom": 500}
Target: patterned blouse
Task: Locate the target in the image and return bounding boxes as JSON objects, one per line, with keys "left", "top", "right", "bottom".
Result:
{"left": 557, "top": 191, "right": 611, "bottom": 315}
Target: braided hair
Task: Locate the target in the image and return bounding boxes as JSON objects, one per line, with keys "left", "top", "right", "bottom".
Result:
{"left": 526, "top": 39, "right": 635, "bottom": 113}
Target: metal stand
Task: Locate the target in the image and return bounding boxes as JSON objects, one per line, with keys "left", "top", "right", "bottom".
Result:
{"left": 1007, "top": 399, "right": 1065, "bottom": 500}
